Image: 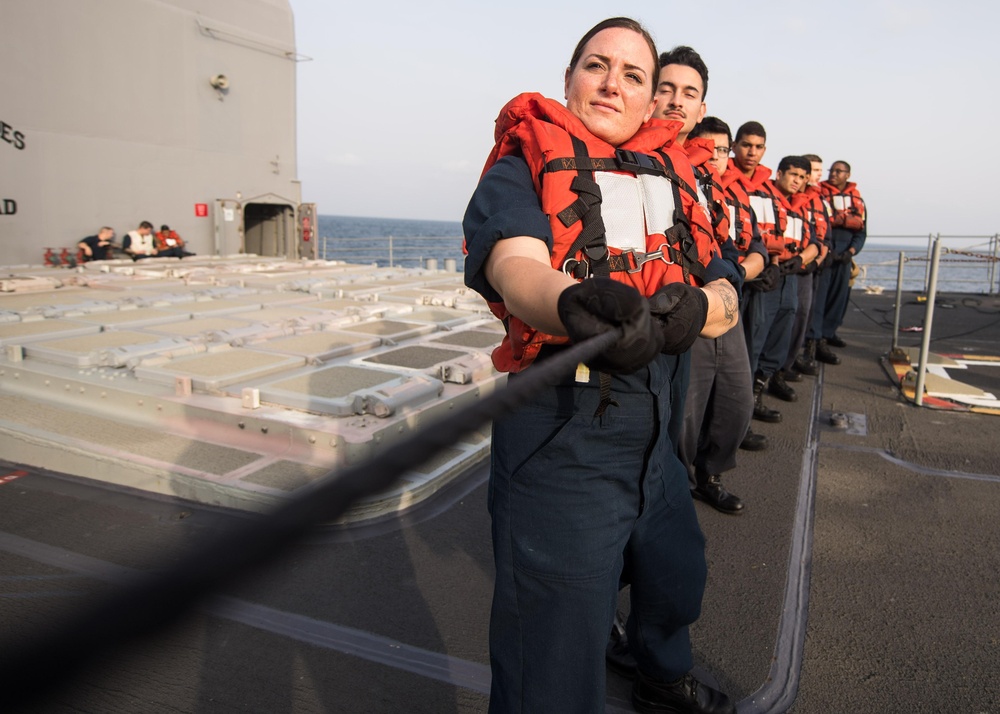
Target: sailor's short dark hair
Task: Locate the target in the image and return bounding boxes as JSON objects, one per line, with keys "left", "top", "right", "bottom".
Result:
{"left": 691, "top": 116, "right": 731, "bottom": 146}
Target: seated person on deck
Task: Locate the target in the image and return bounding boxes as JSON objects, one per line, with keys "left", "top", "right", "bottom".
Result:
{"left": 155, "top": 224, "right": 195, "bottom": 258}
{"left": 122, "top": 221, "right": 158, "bottom": 260}
{"left": 77, "top": 226, "right": 117, "bottom": 261}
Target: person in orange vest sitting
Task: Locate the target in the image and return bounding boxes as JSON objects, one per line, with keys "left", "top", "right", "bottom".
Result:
{"left": 155, "top": 224, "right": 195, "bottom": 258}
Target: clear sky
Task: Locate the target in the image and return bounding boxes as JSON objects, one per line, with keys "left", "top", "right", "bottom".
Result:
{"left": 292, "top": 0, "right": 1000, "bottom": 241}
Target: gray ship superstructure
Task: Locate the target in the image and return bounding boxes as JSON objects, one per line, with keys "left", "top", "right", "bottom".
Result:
{"left": 2, "top": 0, "right": 314, "bottom": 264}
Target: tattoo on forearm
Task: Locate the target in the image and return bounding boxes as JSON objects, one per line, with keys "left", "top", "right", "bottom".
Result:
{"left": 720, "top": 284, "right": 738, "bottom": 324}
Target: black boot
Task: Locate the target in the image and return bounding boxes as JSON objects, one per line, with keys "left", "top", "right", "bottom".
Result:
{"left": 795, "top": 340, "right": 820, "bottom": 376}
{"left": 815, "top": 338, "right": 841, "bottom": 365}
{"left": 768, "top": 370, "right": 798, "bottom": 402}
{"left": 753, "top": 374, "right": 782, "bottom": 423}
{"left": 781, "top": 368, "right": 802, "bottom": 382}
{"left": 739, "top": 428, "right": 768, "bottom": 451}
{"left": 633, "top": 670, "right": 736, "bottom": 714}
{"left": 693, "top": 472, "right": 744, "bottom": 514}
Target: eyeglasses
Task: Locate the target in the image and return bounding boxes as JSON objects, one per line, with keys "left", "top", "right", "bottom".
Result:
{"left": 714, "top": 146, "right": 731, "bottom": 156}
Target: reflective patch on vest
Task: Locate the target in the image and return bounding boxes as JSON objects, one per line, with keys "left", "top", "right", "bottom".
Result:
{"left": 727, "top": 204, "right": 737, "bottom": 242}
{"left": 638, "top": 174, "right": 678, "bottom": 238}
{"left": 784, "top": 215, "right": 804, "bottom": 242}
{"left": 595, "top": 173, "right": 646, "bottom": 251}
{"left": 594, "top": 172, "right": 679, "bottom": 250}
{"left": 831, "top": 195, "right": 853, "bottom": 211}
{"left": 748, "top": 194, "right": 776, "bottom": 227}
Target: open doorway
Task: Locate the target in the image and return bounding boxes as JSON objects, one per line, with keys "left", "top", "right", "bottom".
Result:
{"left": 244, "top": 202, "right": 295, "bottom": 257}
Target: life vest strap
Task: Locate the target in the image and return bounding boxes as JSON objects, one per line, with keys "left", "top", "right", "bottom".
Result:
{"left": 696, "top": 168, "right": 728, "bottom": 233}
{"left": 557, "top": 175, "right": 601, "bottom": 228}
{"left": 563, "top": 232, "right": 707, "bottom": 283}
{"left": 543, "top": 148, "right": 701, "bottom": 205}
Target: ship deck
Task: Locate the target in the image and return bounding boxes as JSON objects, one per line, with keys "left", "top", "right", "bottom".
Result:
{"left": 0, "top": 258, "right": 998, "bottom": 712}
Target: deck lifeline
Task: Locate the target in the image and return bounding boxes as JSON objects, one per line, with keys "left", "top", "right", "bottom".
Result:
{"left": 0, "top": 255, "right": 502, "bottom": 521}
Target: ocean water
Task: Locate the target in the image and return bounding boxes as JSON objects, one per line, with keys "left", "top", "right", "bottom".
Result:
{"left": 854, "top": 242, "right": 999, "bottom": 294}
{"left": 317, "top": 215, "right": 464, "bottom": 268}
{"left": 316, "top": 216, "right": 999, "bottom": 294}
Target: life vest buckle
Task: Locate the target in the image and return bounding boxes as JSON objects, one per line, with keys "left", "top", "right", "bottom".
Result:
{"left": 614, "top": 149, "right": 662, "bottom": 175}
{"left": 646, "top": 243, "right": 676, "bottom": 267}
{"left": 619, "top": 249, "right": 643, "bottom": 274}
{"left": 584, "top": 243, "right": 608, "bottom": 262}
{"left": 618, "top": 244, "right": 675, "bottom": 273}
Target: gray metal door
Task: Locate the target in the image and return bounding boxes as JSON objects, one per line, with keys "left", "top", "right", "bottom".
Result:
{"left": 214, "top": 199, "right": 243, "bottom": 255}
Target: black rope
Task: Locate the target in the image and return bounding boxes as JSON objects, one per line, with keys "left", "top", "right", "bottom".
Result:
{"left": 0, "top": 330, "right": 619, "bottom": 710}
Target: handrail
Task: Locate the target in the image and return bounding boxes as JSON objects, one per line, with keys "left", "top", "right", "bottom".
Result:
{"left": 853, "top": 234, "right": 999, "bottom": 295}
{"left": 319, "top": 234, "right": 465, "bottom": 268}
{"left": 317, "top": 233, "right": 1000, "bottom": 293}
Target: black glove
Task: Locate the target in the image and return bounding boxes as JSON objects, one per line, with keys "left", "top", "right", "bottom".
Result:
{"left": 556, "top": 278, "right": 664, "bottom": 374}
{"left": 835, "top": 251, "right": 855, "bottom": 265}
{"left": 648, "top": 282, "right": 709, "bottom": 355}
{"left": 780, "top": 256, "right": 803, "bottom": 275}
{"left": 751, "top": 262, "right": 780, "bottom": 292}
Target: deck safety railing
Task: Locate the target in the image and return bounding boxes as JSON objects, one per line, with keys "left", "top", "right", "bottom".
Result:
{"left": 317, "top": 234, "right": 465, "bottom": 270}
{"left": 854, "top": 234, "right": 1000, "bottom": 296}
{"left": 881, "top": 235, "right": 1000, "bottom": 406}
{"left": 316, "top": 233, "right": 1000, "bottom": 294}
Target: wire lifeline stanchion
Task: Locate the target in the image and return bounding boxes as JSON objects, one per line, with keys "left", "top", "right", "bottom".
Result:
{"left": 914, "top": 237, "right": 943, "bottom": 407}
{"left": 991, "top": 234, "right": 999, "bottom": 296}
{"left": 0, "top": 331, "right": 619, "bottom": 711}
{"left": 923, "top": 233, "right": 934, "bottom": 294}
{"left": 891, "top": 251, "right": 905, "bottom": 352}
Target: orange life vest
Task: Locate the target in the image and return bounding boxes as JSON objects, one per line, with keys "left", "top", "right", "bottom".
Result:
{"left": 719, "top": 169, "right": 755, "bottom": 256}
{"left": 730, "top": 160, "right": 788, "bottom": 256}
{"left": 773, "top": 187, "right": 810, "bottom": 262}
{"left": 477, "top": 92, "right": 718, "bottom": 373}
{"left": 155, "top": 230, "right": 184, "bottom": 251}
{"left": 820, "top": 181, "right": 866, "bottom": 232}
{"left": 681, "top": 136, "right": 731, "bottom": 247}
{"left": 802, "top": 185, "right": 829, "bottom": 244}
